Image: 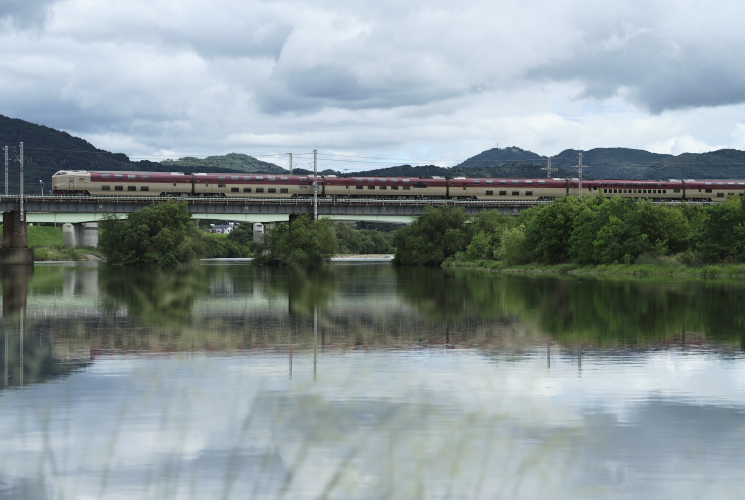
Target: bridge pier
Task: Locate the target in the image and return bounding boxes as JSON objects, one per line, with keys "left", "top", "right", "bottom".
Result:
{"left": 62, "top": 223, "right": 99, "bottom": 249}
{"left": 0, "top": 211, "right": 34, "bottom": 265}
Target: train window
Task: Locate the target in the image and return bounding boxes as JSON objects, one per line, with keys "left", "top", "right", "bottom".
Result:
{"left": 486, "top": 180, "right": 493, "bottom": 184}
{"left": 102, "top": 174, "right": 110, "bottom": 179}
{"left": 256, "top": 176, "right": 264, "bottom": 181}
{"left": 141, "top": 186, "right": 149, "bottom": 191}
{"left": 486, "top": 190, "right": 493, "bottom": 195}
{"left": 218, "top": 184, "right": 226, "bottom": 188}
{"left": 403, "top": 179, "right": 410, "bottom": 183}
{"left": 379, "top": 186, "right": 387, "bottom": 190}
{"left": 115, "top": 174, "right": 123, "bottom": 179}
{"left": 128, "top": 186, "right": 136, "bottom": 191}
{"left": 128, "top": 174, "right": 136, "bottom": 180}
{"left": 231, "top": 188, "right": 240, "bottom": 193}
{"left": 299, "top": 185, "right": 308, "bottom": 189}
{"left": 717, "top": 193, "right": 725, "bottom": 197}
{"left": 526, "top": 191, "right": 533, "bottom": 196}
{"left": 231, "top": 176, "right": 240, "bottom": 180}
{"left": 141, "top": 174, "right": 149, "bottom": 179}
{"left": 368, "top": 186, "right": 375, "bottom": 190}
{"left": 218, "top": 176, "right": 226, "bottom": 180}
{"left": 538, "top": 180, "right": 546, "bottom": 184}
{"left": 512, "top": 180, "right": 519, "bottom": 184}
{"left": 603, "top": 189, "right": 608, "bottom": 193}
{"left": 102, "top": 185, "right": 110, "bottom": 191}
{"left": 499, "top": 191, "right": 507, "bottom": 196}
{"left": 512, "top": 191, "right": 519, "bottom": 195}
{"left": 243, "top": 176, "right": 252, "bottom": 181}
{"left": 380, "top": 178, "right": 387, "bottom": 182}
{"left": 268, "top": 177, "right": 276, "bottom": 181}
{"left": 705, "top": 182, "right": 712, "bottom": 185}
{"left": 525, "top": 180, "right": 533, "bottom": 184}
{"left": 391, "top": 186, "right": 399, "bottom": 190}
{"left": 299, "top": 177, "right": 307, "bottom": 182}
{"left": 705, "top": 189, "right": 712, "bottom": 193}
{"left": 368, "top": 178, "right": 375, "bottom": 183}
{"left": 499, "top": 180, "right": 507, "bottom": 184}
{"left": 473, "top": 180, "right": 481, "bottom": 184}
{"left": 717, "top": 182, "right": 724, "bottom": 186}
{"left": 413, "top": 182, "right": 427, "bottom": 188}
{"left": 268, "top": 188, "right": 276, "bottom": 193}
{"left": 356, "top": 178, "right": 364, "bottom": 183}
{"left": 391, "top": 178, "right": 398, "bottom": 183}
{"left": 281, "top": 177, "right": 288, "bottom": 181}
{"left": 403, "top": 186, "right": 411, "bottom": 190}
{"left": 115, "top": 186, "right": 123, "bottom": 191}
{"left": 728, "top": 182, "right": 735, "bottom": 186}
{"left": 674, "top": 188, "right": 681, "bottom": 193}
{"left": 356, "top": 186, "right": 364, "bottom": 190}
{"left": 280, "top": 188, "right": 289, "bottom": 193}
{"left": 256, "top": 188, "right": 264, "bottom": 193}
{"left": 244, "top": 188, "right": 252, "bottom": 193}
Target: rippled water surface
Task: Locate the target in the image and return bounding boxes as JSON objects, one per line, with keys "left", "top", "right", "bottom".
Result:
{"left": 1, "top": 262, "right": 744, "bottom": 499}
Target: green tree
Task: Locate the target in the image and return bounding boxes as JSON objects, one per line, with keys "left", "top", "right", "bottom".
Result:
{"left": 254, "top": 215, "right": 338, "bottom": 267}
{"left": 99, "top": 200, "right": 204, "bottom": 266}
{"left": 523, "top": 196, "right": 593, "bottom": 264}
{"left": 393, "top": 205, "right": 470, "bottom": 266}
{"left": 691, "top": 198, "right": 745, "bottom": 263}
{"left": 499, "top": 224, "right": 530, "bottom": 265}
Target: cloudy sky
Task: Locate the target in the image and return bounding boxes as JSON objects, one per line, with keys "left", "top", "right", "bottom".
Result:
{"left": 1, "top": 0, "right": 744, "bottom": 170}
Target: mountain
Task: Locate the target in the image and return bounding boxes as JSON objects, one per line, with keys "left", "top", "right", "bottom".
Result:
{"left": 3, "top": 115, "right": 745, "bottom": 193}
{"left": 161, "top": 153, "right": 285, "bottom": 174}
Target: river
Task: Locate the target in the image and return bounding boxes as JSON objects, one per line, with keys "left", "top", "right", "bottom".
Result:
{"left": 1, "top": 262, "right": 744, "bottom": 499}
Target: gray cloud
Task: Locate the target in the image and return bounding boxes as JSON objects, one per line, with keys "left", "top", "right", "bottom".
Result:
{"left": 0, "top": 0, "right": 56, "bottom": 29}
{"left": 530, "top": 30, "right": 745, "bottom": 113}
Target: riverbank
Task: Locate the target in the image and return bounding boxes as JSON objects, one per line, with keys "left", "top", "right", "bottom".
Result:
{"left": 444, "top": 258, "right": 745, "bottom": 279}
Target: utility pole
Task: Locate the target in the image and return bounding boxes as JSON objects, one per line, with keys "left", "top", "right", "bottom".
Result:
{"left": 288, "top": 153, "right": 293, "bottom": 175}
{"left": 541, "top": 156, "right": 556, "bottom": 178}
{"left": 573, "top": 152, "right": 588, "bottom": 198}
{"left": 313, "top": 149, "right": 318, "bottom": 221}
{"left": 19, "top": 142, "right": 24, "bottom": 221}
{"left": 4, "top": 146, "right": 8, "bottom": 195}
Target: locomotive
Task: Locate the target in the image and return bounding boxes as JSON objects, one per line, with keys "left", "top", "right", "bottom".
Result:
{"left": 51, "top": 170, "right": 745, "bottom": 202}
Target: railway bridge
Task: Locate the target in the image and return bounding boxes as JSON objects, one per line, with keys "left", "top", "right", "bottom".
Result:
{"left": 0, "top": 194, "right": 539, "bottom": 263}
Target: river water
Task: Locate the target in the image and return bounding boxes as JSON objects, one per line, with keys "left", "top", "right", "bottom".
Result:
{"left": 1, "top": 262, "right": 744, "bottom": 500}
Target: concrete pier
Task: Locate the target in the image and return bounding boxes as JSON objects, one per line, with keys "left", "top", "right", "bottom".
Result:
{"left": 63, "top": 222, "right": 99, "bottom": 249}
{"left": 0, "top": 211, "right": 34, "bottom": 265}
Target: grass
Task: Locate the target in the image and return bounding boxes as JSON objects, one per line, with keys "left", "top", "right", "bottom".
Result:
{"left": 0, "top": 224, "right": 101, "bottom": 261}
{"left": 444, "top": 256, "right": 745, "bottom": 279}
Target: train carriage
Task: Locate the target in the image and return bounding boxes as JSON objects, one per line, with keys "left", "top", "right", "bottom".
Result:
{"left": 585, "top": 180, "right": 685, "bottom": 201}
{"left": 191, "top": 173, "right": 312, "bottom": 198}
{"left": 323, "top": 176, "right": 448, "bottom": 199}
{"left": 450, "top": 178, "right": 569, "bottom": 201}
{"left": 52, "top": 170, "right": 192, "bottom": 196}
{"left": 683, "top": 180, "right": 745, "bottom": 201}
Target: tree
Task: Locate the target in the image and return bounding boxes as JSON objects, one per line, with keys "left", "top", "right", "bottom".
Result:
{"left": 392, "top": 205, "right": 470, "bottom": 266}
{"left": 99, "top": 200, "right": 204, "bottom": 266}
{"left": 523, "top": 196, "right": 593, "bottom": 264}
{"left": 254, "top": 215, "right": 338, "bottom": 267}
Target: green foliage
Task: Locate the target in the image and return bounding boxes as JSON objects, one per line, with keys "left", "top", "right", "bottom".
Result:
{"left": 523, "top": 196, "right": 591, "bottom": 264}
{"left": 393, "top": 205, "right": 471, "bottom": 266}
{"left": 499, "top": 224, "right": 530, "bottom": 265}
{"left": 690, "top": 197, "right": 745, "bottom": 263}
{"left": 99, "top": 200, "right": 204, "bottom": 266}
{"left": 254, "top": 215, "right": 338, "bottom": 267}
{"left": 333, "top": 222, "right": 394, "bottom": 254}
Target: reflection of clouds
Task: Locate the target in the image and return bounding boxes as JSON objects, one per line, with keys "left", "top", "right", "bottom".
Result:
{"left": 0, "top": 349, "right": 743, "bottom": 499}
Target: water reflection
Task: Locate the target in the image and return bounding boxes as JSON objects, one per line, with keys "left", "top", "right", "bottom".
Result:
{"left": 1, "top": 262, "right": 744, "bottom": 499}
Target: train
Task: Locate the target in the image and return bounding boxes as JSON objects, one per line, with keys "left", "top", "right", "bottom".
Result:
{"left": 51, "top": 170, "right": 745, "bottom": 202}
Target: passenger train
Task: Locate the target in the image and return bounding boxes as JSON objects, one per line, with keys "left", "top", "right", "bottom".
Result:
{"left": 51, "top": 170, "right": 745, "bottom": 202}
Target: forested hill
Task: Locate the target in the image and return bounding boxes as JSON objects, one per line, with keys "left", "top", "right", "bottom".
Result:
{"left": 0, "top": 115, "right": 281, "bottom": 192}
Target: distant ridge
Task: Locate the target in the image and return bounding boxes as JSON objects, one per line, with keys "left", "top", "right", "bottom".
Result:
{"left": 2, "top": 115, "right": 745, "bottom": 193}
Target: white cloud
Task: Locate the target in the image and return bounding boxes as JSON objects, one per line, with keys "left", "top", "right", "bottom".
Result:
{"left": 0, "top": 0, "right": 743, "bottom": 169}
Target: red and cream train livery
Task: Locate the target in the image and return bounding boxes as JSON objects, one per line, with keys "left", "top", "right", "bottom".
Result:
{"left": 52, "top": 170, "right": 745, "bottom": 202}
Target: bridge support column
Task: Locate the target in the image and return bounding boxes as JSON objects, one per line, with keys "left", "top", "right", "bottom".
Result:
{"left": 0, "top": 211, "right": 34, "bottom": 265}
{"left": 252, "top": 223, "right": 265, "bottom": 242}
{"left": 63, "top": 223, "right": 99, "bottom": 249}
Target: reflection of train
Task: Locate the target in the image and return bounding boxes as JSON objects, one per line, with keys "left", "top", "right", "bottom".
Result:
{"left": 52, "top": 170, "right": 745, "bottom": 202}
